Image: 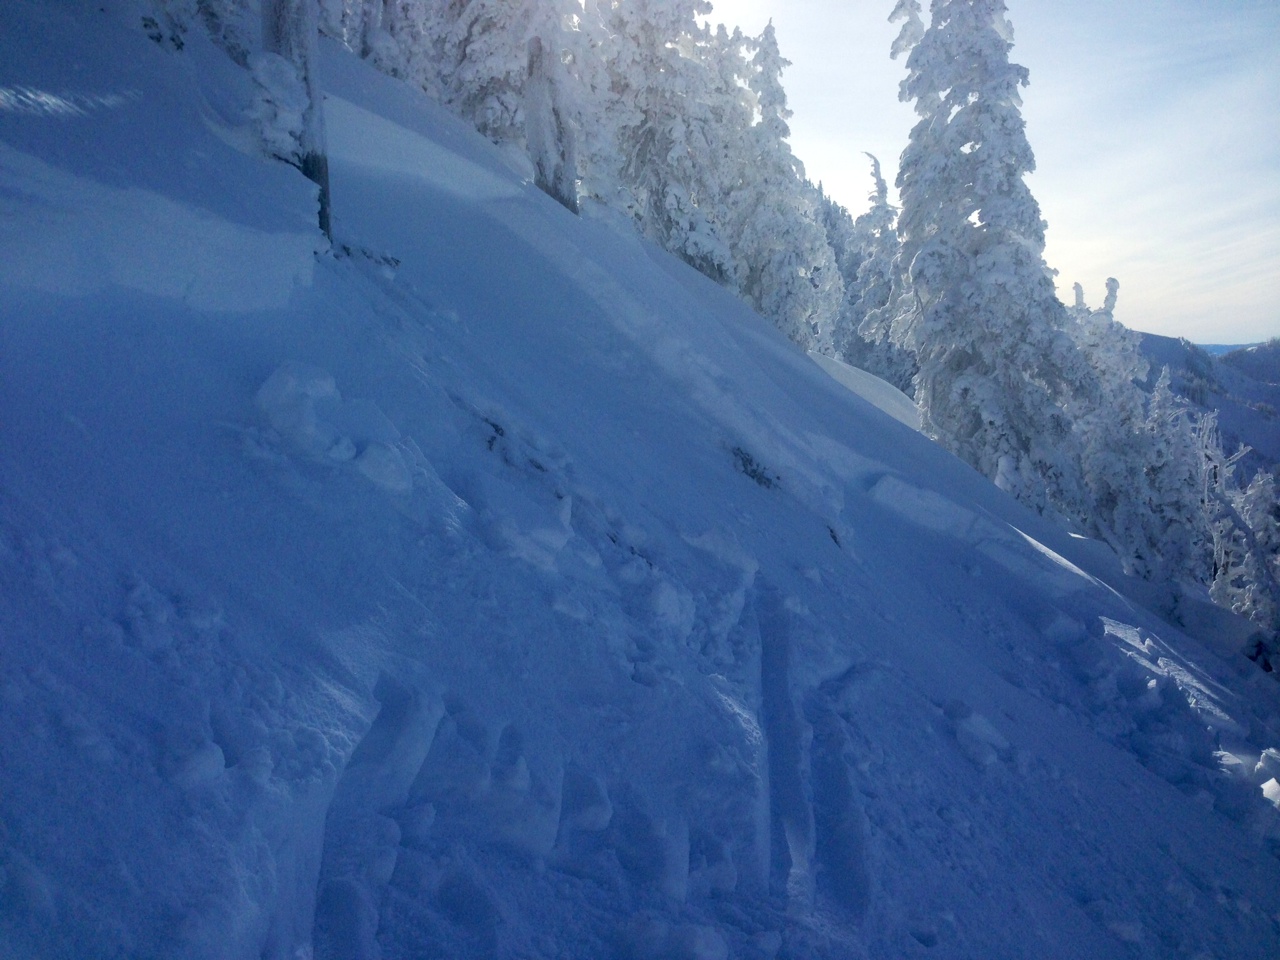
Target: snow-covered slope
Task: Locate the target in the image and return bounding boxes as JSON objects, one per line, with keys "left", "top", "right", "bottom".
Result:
{"left": 1222, "top": 341, "right": 1280, "bottom": 388}
{"left": 807, "top": 352, "right": 921, "bottom": 432}
{"left": 3, "top": 5, "right": 1280, "bottom": 959}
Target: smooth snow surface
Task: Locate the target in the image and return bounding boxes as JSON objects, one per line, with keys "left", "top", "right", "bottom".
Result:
{"left": 2, "top": 5, "right": 1280, "bottom": 959}
{"left": 807, "top": 351, "right": 921, "bottom": 432}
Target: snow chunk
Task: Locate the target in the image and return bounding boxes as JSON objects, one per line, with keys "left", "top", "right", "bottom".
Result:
{"left": 868, "top": 474, "right": 993, "bottom": 539}
{"left": 652, "top": 580, "right": 696, "bottom": 642}
{"left": 256, "top": 361, "right": 342, "bottom": 458}
{"left": 1264, "top": 779, "right": 1280, "bottom": 809}
{"left": 1256, "top": 748, "right": 1280, "bottom": 782}
{"left": 170, "top": 741, "right": 226, "bottom": 790}
{"left": 474, "top": 474, "right": 574, "bottom": 572}
{"left": 355, "top": 442, "right": 412, "bottom": 494}
{"left": 955, "top": 713, "right": 1010, "bottom": 769}
{"left": 558, "top": 765, "right": 613, "bottom": 833}
{"left": 683, "top": 528, "right": 760, "bottom": 581}
{"left": 256, "top": 362, "right": 414, "bottom": 492}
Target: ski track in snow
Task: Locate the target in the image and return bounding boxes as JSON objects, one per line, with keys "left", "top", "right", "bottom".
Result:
{"left": 1, "top": 4, "right": 1279, "bottom": 958}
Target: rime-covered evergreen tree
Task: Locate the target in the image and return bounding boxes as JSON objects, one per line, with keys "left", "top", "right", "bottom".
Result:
{"left": 885, "top": 0, "right": 1088, "bottom": 514}
{"left": 1065, "top": 282, "right": 1179, "bottom": 580}
{"left": 429, "top": 0, "right": 538, "bottom": 143}
{"left": 828, "top": 157, "right": 916, "bottom": 393}
{"left": 725, "top": 23, "right": 841, "bottom": 349}
{"left": 1200, "top": 423, "right": 1280, "bottom": 634}
{"left": 581, "top": 0, "right": 734, "bottom": 281}
{"left": 845, "top": 156, "right": 898, "bottom": 339}
{"left": 1141, "top": 369, "right": 1213, "bottom": 586}
{"left": 696, "top": 22, "right": 757, "bottom": 290}
{"left": 1230, "top": 471, "right": 1280, "bottom": 638}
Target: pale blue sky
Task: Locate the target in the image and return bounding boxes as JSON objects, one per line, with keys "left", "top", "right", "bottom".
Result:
{"left": 704, "top": 0, "right": 1280, "bottom": 344}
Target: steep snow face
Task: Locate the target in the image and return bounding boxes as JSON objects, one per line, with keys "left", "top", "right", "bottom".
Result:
{"left": 807, "top": 351, "right": 921, "bottom": 431}
{"left": 2, "top": 4, "right": 1280, "bottom": 959}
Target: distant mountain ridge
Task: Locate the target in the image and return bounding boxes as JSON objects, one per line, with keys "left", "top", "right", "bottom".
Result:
{"left": 1199, "top": 343, "right": 1261, "bottom": 357}
{"left": 1221, "top": 339, "right": 1280, "bottom": 385}
{"left": 1139, "top": 333, "right": 1280, "bottom": 476}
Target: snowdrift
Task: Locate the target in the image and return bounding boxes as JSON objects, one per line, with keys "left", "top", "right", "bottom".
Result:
{"left": 2, "top": 4, "right": 1279, "bottom": 958}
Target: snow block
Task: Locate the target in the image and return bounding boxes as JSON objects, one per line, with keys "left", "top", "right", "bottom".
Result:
{"left": 355, "top": 442, "right": 413, "bottom": 494}
{"left": 312, "top": 676, "right": 444, "bottom": 957}
{"left": 756, "top": 585, "right": 815, "bottom": 908}
{"left": 342, "top": 674, "right": 445, "bottom": 814}
{"left": 954, "top": 713, "right": 1010, "bottom": 769}
{"left": 558, "top": 764, "right": 613, "bottom": 834}
{"left": 1257, "top": 748, "right": 1280, "bottom": 782}
{"left": 169, "top": 740, "right": 227, "bottom": 790}
{"left": 257, "top": 363, "right": 414, "bottom": 492}
{"left": 1264, "top": 779, "right": 1280, "bottom": 809}
{"left": 256, "top": 361, "right": 342, "bottom": 458}
{"left": 867, "top": 474, "right": 995, "bottom": 541}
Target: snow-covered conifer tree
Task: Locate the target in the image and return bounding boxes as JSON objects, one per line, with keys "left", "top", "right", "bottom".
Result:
{"left": 884, "top": 0, "right": 1088, "bottom": 513}
{"left": 818, "top": 185, "right": 862, "bottom": 320}
{"left": 582, "top": 0, "right": 734, "bottom": 282}
{"left": 1231, "top": 471, "right": 1280, "bottom": 635}
{"left": 428, "top": 0, "right": 540, "bottom": 144}
{"left": 696, "top": 22, "right": 757, "bottom": 287}
{"left": 725, "top": 23, "right": 841, "bottom": 348}
{"left": 829, "top": 157, "right": 916, "bottom": 392}
{"left": 1063, "top": 281, "right": 1169, "bottom": 576}
{"left": 1199, "top": 421, "right": 1280, "bottom": 634}
{"left": 1137, "top": 369, "right": 1215, "bottom": 586}
{"left": 846, "top": 156, "right": 898, "bottom": 337}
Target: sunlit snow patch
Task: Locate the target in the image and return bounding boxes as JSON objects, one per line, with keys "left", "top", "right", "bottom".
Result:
{"left": 808, "top": 351, "right": 921, "bottom": 431}
{"left": 0, "top": 144, "right": 315, "bottom": 310}
{"left": 325, "top": 96, "right": 520, "bottom": 202}
{"left": 0, "top": 86, "right": 136, "bottom": 116}
{"left": 867, "top": 474, "right": 1001, "bottom": 540}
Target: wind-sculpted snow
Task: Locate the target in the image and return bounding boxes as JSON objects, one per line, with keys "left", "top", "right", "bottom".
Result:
{"left": 2, "top": 5, "right": 1280, "bottom": 959}
{"left": 0, "top": 143, "right": 316, "bottom": 311}
{"left": 807, "top": 351, "right": 921, "bottom": 431}
{"left": 0, "top": 86, "right": 137, "bottom": 117}
{"left": 326, "top": 95, "right": 520, "bottom": 203}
